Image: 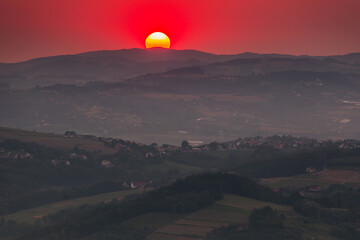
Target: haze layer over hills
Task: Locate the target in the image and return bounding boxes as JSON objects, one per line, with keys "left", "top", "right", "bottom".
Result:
{"left": 1, "top": 48, "right": 360, "bottom": 144}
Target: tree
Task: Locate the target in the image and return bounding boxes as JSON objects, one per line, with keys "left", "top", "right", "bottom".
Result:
{"left": 181, "top": 140, "right": 191, "bottom": 150}
{"left": 209, "top": 142, "right": 219, "bottom": 151}
{"left": 249, "top": 206, "right": 284, "bottom": 230}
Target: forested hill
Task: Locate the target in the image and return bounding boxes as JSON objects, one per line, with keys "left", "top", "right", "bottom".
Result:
{"left": 21, "top": 173, "right": 281, "bottom": 240}
{"left": 1, "top": 128, "right": 360, "bottom": 239}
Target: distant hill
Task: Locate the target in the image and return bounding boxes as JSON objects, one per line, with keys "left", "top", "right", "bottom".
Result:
{"left": 1, "top": 48, "right": 360, "bottom": 88}
{"left": 0, "top": 48, "right": 232, "bottom": 88}
{"left": 327, "top": 52, "right": 360, "bottom": 65}
{"left": 164, "top": 66, "right": 205, "bottom": 75}
{"left": 1, "top": 49, "right": 360, "bottom": 142}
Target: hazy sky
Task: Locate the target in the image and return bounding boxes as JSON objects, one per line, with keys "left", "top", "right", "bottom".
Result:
{"left": 1, "top": 0, "right": 360, "bottom": 62}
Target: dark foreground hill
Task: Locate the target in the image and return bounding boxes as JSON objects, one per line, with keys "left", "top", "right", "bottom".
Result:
{"left": 13, "top": 173, "right": 360, "bottom": 240}
{"left": 20, "top": 173, "right": 280, "bottom": 240}
{"left": 1, "top": 128, "right": 360, "bottom": 239}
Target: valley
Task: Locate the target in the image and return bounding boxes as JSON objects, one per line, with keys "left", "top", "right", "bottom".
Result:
{"left": 0, "top": 127, "right": 360, "bottom": 239}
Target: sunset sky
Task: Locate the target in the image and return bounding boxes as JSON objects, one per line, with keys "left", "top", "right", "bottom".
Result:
{"left": 1, "top": 0, "right": 360, "bottom": 62}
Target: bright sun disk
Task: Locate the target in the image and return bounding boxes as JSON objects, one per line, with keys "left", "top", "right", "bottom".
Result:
{"left": 145, "top": 32, "right": 171, "bottom": 49}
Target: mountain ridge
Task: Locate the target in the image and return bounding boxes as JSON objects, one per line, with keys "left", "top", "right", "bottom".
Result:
{"left": 2, "top": 48, "right": 360, "bottom": 65}
{"left": 1, "top": 48, "right": 360, "bottom": 89}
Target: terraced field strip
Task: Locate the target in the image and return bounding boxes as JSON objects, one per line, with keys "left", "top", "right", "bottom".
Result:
{"left": 0, "top": 127, "right": 115, "bottom": 154}
{"left": 155, "top": 224, "right": 212, "bottom": 238}
{"left": 149, "top": 194, "right": 293, "bottom": 240}
{"left": 263, "top": 168, "right": 360, "bottom": 189}
{"left": 147, "top": 194, "right": 341, "bottom": 240}
{"left": 262, "top": 174, "right": 332, "bottom": 189}
{"left": 314, "top": 169, "right": 360, "bottom": 184}
{"left": 143, "top": 93, "right": 265, "bottom": 103}
{"left": 185, "top": 204, "right": 249, "bottom": 224}
{"left": 163, "top": 160, "right": 205, "bottom": 172}
{"left": 176, "top": 219, "right": 231, "bottom": 228}
{"left": 121, "top": 212, "right": 187, "bottom": 231}
{"left": 148, "top": 205, "right": 247, "bottom": 239}
{"left": 217, "top": 194, "right": 293, "bottom": 212}
{"left": 4, "top": 189, "right": 143, "bottom": 224}
{"left": 147, "top": 233, "right": 202, "bottom": 240}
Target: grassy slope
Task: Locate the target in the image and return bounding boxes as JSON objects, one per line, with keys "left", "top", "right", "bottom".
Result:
{"left": 163, "top": 160, "right": 205, "bottom": 173}
{"left": 148, "top": 195, "right": 292, "bottom": 239}
{"left": 0, "top": 127, "right": 206, "bottom": 173}
{"left": 262, "top": 174, "right": 333, "bottom": 189}
{"left": 0, "top": 127, "right": 115, "bottom": 154}
{"left": 0, "top": 127, "right": 207, "bottom": 226}
{"left": 1, "top": 193, "right": 338, "bottom": 240}
{"left": 144, "top": 194, "right": 337, "bottom": 240}
{"left": 262, "top": 168, "right": 360, "bottom": 189}
{"left": 3, "top": 189, "right": 143, "bottom": 224}
{"left": 2, "top": 159, "right": 204, "bottom": 225}
{"left": 0, "top": 127, "right": 351, "bottom": 239}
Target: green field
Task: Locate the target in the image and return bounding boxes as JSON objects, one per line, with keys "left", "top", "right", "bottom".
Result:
{"left": 163, "top": 160, "right": 205, "bottom": 173}
{"left": 262, "top": 174, "right": 332, "bottom": 189}
{"left": 0, "top": 127, "right": 115, "bottom": 154}
{"left": 262, "top": 168, "right": 360, "bottom": 189}
{"left": 146, "top": 194, "right": 293, "bottom": 240}
{"left": 4, "top": 189, "right": 143, "bottom": 224}
{"left": 2, "top": 191, "right": 340, "bottom": 240}
{"left": 122, "top": 212, "right": 187, "bottom": 232}
{"left": 216, "top": 194, "right": 293, "bottom": 212}
{"left": 144, "top": 194, "right": 338, "bottom": 240}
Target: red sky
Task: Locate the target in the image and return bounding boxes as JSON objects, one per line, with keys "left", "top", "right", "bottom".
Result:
{"left": 1, "top": 0, "right": 360, "bottom": 62}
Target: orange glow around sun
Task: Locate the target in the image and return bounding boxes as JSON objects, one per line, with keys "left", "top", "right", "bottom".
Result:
{"left": 145, "top": 32, "right": 171, "bottom": 49}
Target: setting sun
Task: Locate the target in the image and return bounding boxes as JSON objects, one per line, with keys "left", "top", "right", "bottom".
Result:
{"left": 145, "top": 32, "right": 171, "bottom": 49}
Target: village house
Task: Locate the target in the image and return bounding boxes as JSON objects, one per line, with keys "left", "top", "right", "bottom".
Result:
{"left": 339, "top": 139, "right": 360, "bottom": 149}
{"left": 274, "top": 143, "right": 284, "bottom": 150}
{"left": 115, "top": 143, "right": 127, "bottom": 150}
{"left": 130, "top": 180, "right": 152, "bottom": 189}
{"left": 69, "top": 153, "right": 87, "bottom": 160}
{"left": 164, "top": 145, "right": 180, "bottom": 152}
{"left": 3, "top": 151, "right": 33, "bottom": 160}
{"left": 51, "top": 159, "right": 71, "bottom": 166}
{"left": 188, "top": 140, "right": 204, "bottom": 147}
{"left": 306, "top": 167, "right": 317, "bottom": 173}
{"left": 191, "top": 147, "right": 201, "bottom": 152}
{"left": 156, "top": 147, "right": 166, "bottom": 153}
{"left": 237, "top": 223, "right": 249, "bottom": 231}
{"left": 64, "top": 131, "right": 77, "bottom": 138}
{"left": 51, "top": 159, "right": 61, "bottom": 166}
{"left": 101, "top": 160, "right": 113, "bottom": 168}
{"left": 308, "top": 185, "right": 322, "bottom": 192}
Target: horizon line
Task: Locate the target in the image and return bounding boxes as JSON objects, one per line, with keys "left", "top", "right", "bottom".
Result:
{"left": 1, "top": 47, "right": 359, "bottom": 64}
